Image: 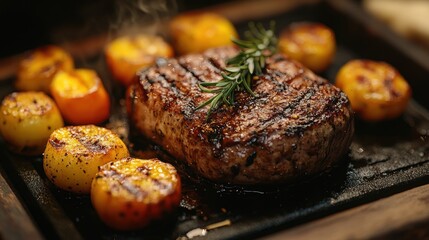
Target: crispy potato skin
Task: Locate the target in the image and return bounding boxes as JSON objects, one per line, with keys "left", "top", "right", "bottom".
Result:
{"left": 91, "top": 158, "right": 181, "bottom": 230}
{"left": 0, "top": 92, "right": 64, "bottom": 155}
{"left": 50, "top": 69, "right": 110, "bottom": 125}
{"left": 278, "top": 22, "right": 335, "bottom": 72}
{"left": 16, "top": 45, "right": 74, "bottom": 93}
{"left": 43, "top": 125, "right": 129, "bottom": 193}
{"left": 335, "top": 60, "right": 411, "bottom": 121}
{"left": 169, "top": 12, "right": 238, "bottom": 55}
{"left": 105, "top": 35, "right": 174, "bottom": 86}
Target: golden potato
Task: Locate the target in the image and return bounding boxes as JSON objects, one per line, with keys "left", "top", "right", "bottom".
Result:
{"left": 50, "top": 69, "right": 110, "bottom": 125}
{"left": 91, "top": 157, "right": 181, "bottom": 230}
{"left": 43, "top": 125, "right": 129, "bottom": 194}
{"left": 169, "top": 12, "right": 238, "bottom": 55}
{"left": 16, "top": 45, "right": 74, "bottom": 93}
{"left": 278, "top": 22, "right": 335, "bottom": 72}
{"left": 0, "top": 92, "right": 64, "bottom": 155}
{"left": 335, "top": 60, "right": 411, "bottom": 121}
{"left": 105, "top": 34, "right": 174, "bottom": 86}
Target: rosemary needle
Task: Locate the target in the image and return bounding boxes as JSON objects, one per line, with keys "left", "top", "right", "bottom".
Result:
{"left": 197, "top": 22, "right": 278, "bottom": 119}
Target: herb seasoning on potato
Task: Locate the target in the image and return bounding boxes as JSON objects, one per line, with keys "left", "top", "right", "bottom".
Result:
{"left": 0, "top": 92, "right": 64, "bottom": 155}
{"left": 91, "top": 157, "right": 181, "bottom": 230}
{"left": 43, "top": 125, "right": 129, "bottom": 194}
{"left": 335, "top": 60, "right": 411, "bottom": 121}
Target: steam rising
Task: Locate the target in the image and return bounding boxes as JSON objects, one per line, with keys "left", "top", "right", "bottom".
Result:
{"left": 110, "top": 0, "right": 177, "bottom": 38}
{"left": 99, "top": 0, "right": 177, "bottom": 108}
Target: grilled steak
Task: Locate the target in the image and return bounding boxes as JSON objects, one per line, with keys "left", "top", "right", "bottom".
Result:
{"left": 127, "top": 47, "right": 354, "bottom": 185}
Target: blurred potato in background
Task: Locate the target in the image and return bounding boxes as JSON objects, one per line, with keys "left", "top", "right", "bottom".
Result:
{"left": 169, "top": 12, "right": 238, "bottom": 55}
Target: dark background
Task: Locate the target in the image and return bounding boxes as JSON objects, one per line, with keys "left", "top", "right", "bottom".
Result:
{"left": 0, "top": 0, "right": 231, "bottom": 58}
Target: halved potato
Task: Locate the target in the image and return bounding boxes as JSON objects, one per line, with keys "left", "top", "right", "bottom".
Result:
{"left": 91, "top": 157, "right": 181, "bottom": 230}
{"left": 50, "top": 69, "right": 110, "bottom": 125}
{"left": 105, "top": 34, "right": 174, "bottom": 86}
{"left": 16, "top": 45, "right": 74, "bottom": 93}
{"left": 169, "top": 12, "right": 238, "bottom": 55}
{"left": 335, "top": 59, "right": 411, "bottom": 121}
{"left": 279, "top": 22, "right": 336, "bottom": 72}
{"left": 43, "top": 125, "right": 129, "bottom": 193}
{"left": 0, "top": 92, "right": 64, "bottom": 155}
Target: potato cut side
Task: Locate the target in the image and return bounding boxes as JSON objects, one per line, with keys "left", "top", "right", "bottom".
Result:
{"left": 43, "top": 125, "right": 129, "bottom": 193}
{"left": 50, "top": 69, "right": 110, "bottom": 125}
{"left": 91, "top": 157, "right": 181, "bottom": 230}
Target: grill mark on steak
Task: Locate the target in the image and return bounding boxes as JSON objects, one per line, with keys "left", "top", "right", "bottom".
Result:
{"left": 176, "top": 54, "right": 241, "bottom": 145}
{"left": 176, "top": 61, "right": 202, "bottom": 84}
{"left": 145, "top": 64, "right": 201, "bottom": 116}
{"left": 219, "top": 75, "right": 324, "bottom": 143}
{"left": 155, "top": 64, "right": 197, "bottom": 114}
{"left": 257, "top": 77, "right": 314, "bottom": 125}
{"left": 157, "top": 61, "right": 194, "bottom": 95}
{"left": 160, "top": 61, "right": 205, "bottom": 119}
{"left": 178, "top": 55, "right": 222, "bottom": 83}
{"left": 144, "top": 70, "right": 181, "bottom": 111}
{"left": 266, "top": 89, "right": 316, "bottom": 136}
{"left": 283, "top": 86, "right": 347, "bottom": 136}
{"left": 283, "top": 93, "right": 344, "bottom": 137}
{"left": 206, "top": 57, "right": 224, "bottom": 72}
{"left": 203, "top": 47, "right": 238, "bottom": 69}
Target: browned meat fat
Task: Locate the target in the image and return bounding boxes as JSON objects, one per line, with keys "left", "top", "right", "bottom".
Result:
{"left": 127, "top": 47, "right": 354, "bottom": 185}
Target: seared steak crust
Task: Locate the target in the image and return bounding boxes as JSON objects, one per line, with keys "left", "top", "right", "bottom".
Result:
{"left": 127, "top": 47, "right": 354, "bottom": 185}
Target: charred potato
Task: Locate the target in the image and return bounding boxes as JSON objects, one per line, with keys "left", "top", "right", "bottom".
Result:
{"left": 91, "top": 157, "right": 181, "bottom": 230}
{"left": 105, "top": 35, "right": 174, "bottom": 86}
{"left": 43, "top": 125, "right": 129, "bottom": 193}
{"left": 50, "top": 69, "right": 110, "bottom": 125}
{"left": 16, "top": 45, "right": 74, "bottom": 93}
{"left": 278, "top": 22, "right": 335, "bottom": 72}
{"left": 0, "top": 92, "right": 64, "bottom": 155}
{"left": 335, "top": 60, "right": 411, "bottom": 121}
{"left": 169, "top": 12, "right": 238, "bottom": 55}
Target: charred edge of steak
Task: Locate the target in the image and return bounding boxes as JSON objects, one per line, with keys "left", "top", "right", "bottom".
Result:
{"left": 130, "top": 136, "right": 351, "bottom": 196}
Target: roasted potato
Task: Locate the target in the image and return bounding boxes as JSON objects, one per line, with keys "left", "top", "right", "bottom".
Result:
{"left": 335, "top": 60, "right": 412, "bottom": 121}
{"left": 43, "top": 125, "right": 129, "bottom": 193}
{"left": 50, "top": 69, "right": 110, "bottom": 125}
{"left": 278, "top": 22, "right": 336, "bottom": 72}
{"left": 105, "top": 34, "right": 174, "bottom": 86}
{"left": 16, "top": 45, "right": 74, "bottom": 93}
{"left": 169, "top": 12, "right": 238, "bottom": 55}
{"left": 91, "top": 157, "right": 181, "bottom": 230}
{"left": 0, "top": 92, "right": 64, "bottom": 155}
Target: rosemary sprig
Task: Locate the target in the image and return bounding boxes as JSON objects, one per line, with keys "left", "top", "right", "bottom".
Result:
{"left": 197, "top": 22, "right": 277, "bottom": 118}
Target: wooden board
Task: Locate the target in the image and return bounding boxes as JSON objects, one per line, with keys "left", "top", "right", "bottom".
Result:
{"left": 266, "top": 184, "right": 429, "bottom": 239}
{"left": 0, "top": 169, "right": 43, "bottom": 240}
